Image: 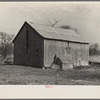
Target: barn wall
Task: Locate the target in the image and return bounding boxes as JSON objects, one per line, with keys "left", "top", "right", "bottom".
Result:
{"left": 44, "top": 39, "right": 89, "bottom": 68}
{"left": 69, "top": 42, "right": 89, "bottom": 66}
{"left": 14, "top": 23, "right": 44, "bottom": 67}
{"left": 44, "top": 39, "right": 68, "bottom": 67}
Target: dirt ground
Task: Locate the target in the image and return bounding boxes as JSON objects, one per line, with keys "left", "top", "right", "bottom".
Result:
{"left": 0, "top": 64, "right": 100, "bottom": 85}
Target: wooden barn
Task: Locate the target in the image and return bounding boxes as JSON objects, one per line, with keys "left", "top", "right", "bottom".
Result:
{"left": 13, "top": 21, "right": 89, "bottom": 69}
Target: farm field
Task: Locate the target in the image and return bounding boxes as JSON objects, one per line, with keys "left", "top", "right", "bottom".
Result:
{"left": 0, "top": 64, "right": 100, "bottom": 85}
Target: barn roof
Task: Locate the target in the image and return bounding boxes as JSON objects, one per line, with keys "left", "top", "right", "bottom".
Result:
{"left": 28, "top": 22, "right": 88, "bottom": 43}
{"left": 13, "top": 21, "right": 89, "bottom": 43}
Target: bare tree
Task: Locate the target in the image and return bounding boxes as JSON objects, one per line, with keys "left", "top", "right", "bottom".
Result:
{"left": 89, "top": 43, "right": 99, "bottom": 56}
{"left": 0, "top": 32, "right": 14, "bottom": 59}
{"left": 48, "top": 18, "right": 60, "bottom": 27}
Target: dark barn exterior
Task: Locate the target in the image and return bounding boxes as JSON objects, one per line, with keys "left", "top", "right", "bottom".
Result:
{"left": 13, "top": 21, "right": 89, "bottom": 69}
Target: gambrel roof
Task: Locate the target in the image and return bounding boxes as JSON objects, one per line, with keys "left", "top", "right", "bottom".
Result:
{"left": 13, "top": 21, "right": 89, "bottom": 44}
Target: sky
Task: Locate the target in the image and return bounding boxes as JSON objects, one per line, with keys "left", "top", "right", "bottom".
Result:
{"left": 0, "top": 2, "right": 100, "bottom": 43}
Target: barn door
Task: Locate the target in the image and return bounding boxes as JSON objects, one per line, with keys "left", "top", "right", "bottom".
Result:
{"left": 34, "top": 46, "right": 42, "bottom": 67}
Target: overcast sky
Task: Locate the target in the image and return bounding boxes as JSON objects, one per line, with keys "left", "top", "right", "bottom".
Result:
{"left": 0, "top": 2, "right": 100, "bottom": 43}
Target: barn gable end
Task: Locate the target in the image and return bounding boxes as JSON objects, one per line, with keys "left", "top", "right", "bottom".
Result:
{"left": 13, "top": 22, "right": 44, "bottom": 67}
{"left": 13, "top": 22, "right": 43, "bottom": 43}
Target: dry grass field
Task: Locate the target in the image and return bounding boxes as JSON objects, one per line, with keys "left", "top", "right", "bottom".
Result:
{"left": 0, "top": 64, "right": 100, "bottom": 85}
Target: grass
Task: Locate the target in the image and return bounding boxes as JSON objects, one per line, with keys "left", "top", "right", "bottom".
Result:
{"left": 0, "top": 64, "right": 100, "bottom": 85}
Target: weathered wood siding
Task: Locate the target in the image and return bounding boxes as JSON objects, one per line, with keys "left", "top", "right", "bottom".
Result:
{"left": 44, "top": 39, "right": 68, "bottom": 67}
{"left": 44, "top": 39, "right": 89, "bottom": 68}
{"left": 69, "top": 42, "right": 89, "bottom": 66}
{"left": 14, "top": 23, "right": 43, "bottom": 67}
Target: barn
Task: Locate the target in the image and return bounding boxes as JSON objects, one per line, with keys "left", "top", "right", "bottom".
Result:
{"left": 13, "top": 21, "right": 89, "bottom": 69}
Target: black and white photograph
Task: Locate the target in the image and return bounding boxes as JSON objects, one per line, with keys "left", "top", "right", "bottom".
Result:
{"left": 0, "top": 1, "right": 100, "bottom": 86}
